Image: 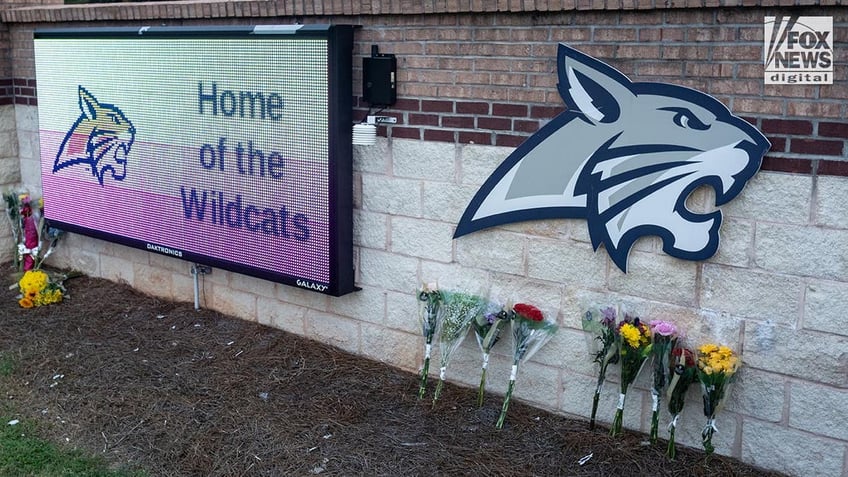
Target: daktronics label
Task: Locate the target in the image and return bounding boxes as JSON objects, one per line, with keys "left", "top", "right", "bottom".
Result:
{"left": 764, "top": 16, "right": 833, "bottom": 85}
{"left": 34, "top": 25, "right": 356, "bottom": 296}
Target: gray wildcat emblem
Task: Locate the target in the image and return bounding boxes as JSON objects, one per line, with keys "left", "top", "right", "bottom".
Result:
{"left": 454, "top": 44, "right": 770, "bottom": 272}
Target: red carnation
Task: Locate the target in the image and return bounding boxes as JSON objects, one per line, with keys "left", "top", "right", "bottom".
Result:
{"left": 513, "top": 303, "right": 544, "bottom": 322}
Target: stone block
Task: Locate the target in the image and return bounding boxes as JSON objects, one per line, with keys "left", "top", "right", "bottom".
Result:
{"left": 359, "top": 248, "right": 419, "bottom": 293}
{"left": 304, "top": 310, "right": 361, "bottom": 355}
{"left": 100, "top": 255, "right": 135, "bottom": 285}
{"left": 328, "top": 285, "right": 386, "bottom": 325}
{"left": 815, "top": 176, "right": 848, "bottom": 229}
{"left": 742, "top": 420, "right": 845, "bottom": 477}
{"left": 361, "top": 175, "right": 422, "bottom": 217}
{"left": 0, "top": 131, "right": 18, "bottom": 157}
{"left": 724, "top": 368, "right": 784, "bottom": 422}
{"left": 804, "top": 279, "right": 848, "bottom": 337}
{"left": 256, "top": 296, "right": 306, "bottom": 335}
{"left": 455, "top": 228, "right": 525, "bottom": 274}
{"left": 14, "top": 105, "right": 39, "bottom": 132}
{"left": 509, "top": 361, "right": 561, "bottom": 412}
{"left": 360, "top": 323, "right": 420, "bottom": 370}
{"left": 226, "top": 272, "right": 276, "bottom": 298}
{"left": 609, "top": 251, "right": 698, "bottom": 307}
{"left": 527, "top": 238, "right": 607, "bottom": 289}
{"left": 353, "top": 210, "right": 388, "bottom": 249}
{"left": 743, "top": 321, "right": 848, "bottom": 388}
{"left": 132, "top": 262, "right": 175, "bottom": 300}
{"left": 391, "top": 216, "right": 454, "bottom": 262}
{"left": 352, "top": 138, "right": 389, "bottom": 174}
{"left": 701, "top": 265, "right": 803, "bottom": 325}
{"left": 420, "top": 261, "right": 492, "bottom": 294}
{"left": 560, "top": 372, "right": 649, "bottom": 432}
{"left": 208, "top": 283, "right": 257, "bottom": 321}
{"left": 459, "top": 143, "right": 510, "bottom": 186}
{"left": 392, "top": 138, "right": 456, "bottom": 181}
{"left": 421, "top": 181, "right": 479, "bottom": 223}
{"left": 755, "top": 222, "right": 848, "bottom": 281}
{"left": 385, "top": 290, "right": 421, "bottom": 335}
{"left": 788, "top": 381, "right": 848, "bottom": 441}
{"left": 723, "top": 172, "right": 812, "bottom": 225}
{"left": 710, "top": 217, "right": 754, "bottom": 267}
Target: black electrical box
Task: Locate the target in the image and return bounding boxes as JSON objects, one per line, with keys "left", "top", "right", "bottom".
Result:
{"left": 362, "top": 45, "right": 396, "bottom": 107}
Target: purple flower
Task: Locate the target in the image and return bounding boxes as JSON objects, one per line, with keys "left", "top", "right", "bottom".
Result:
{"left": 650, "top": 320, "right": 677, "bottom": 337}
{"left": 485, "top": 313, "right": 497, "bottom": 325}
{"left": 600, "top": 306, "right": 616, "bottom": 326}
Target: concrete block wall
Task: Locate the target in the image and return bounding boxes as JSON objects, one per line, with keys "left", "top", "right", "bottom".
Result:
{"left": 2, "top": 2, "right": 847, "bottom": 475}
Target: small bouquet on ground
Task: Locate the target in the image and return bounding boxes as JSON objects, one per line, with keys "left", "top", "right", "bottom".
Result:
{"left": 17, "top": 269, "right": 64, "bottom": 308}
{"left": 610, "top": 314, "right": 651, "bottom": 437}
{"left": 648, "top": 320, "right": 679, "bottom": 443}
{"left": 496, "top": 303, "right": 558, "bottom": 429}
{"left": 471, "top": 301, "right": 509, "bottom": 407}
{"left": 697, "top": 343, "right": 740, "bottom": 454}
{"left": 432, "top": 290, "right": 485, "bottom": 406}
{"left": 582, "top": 306, "right": 619, "bottom": 430}
{"left": 4, "top": 192, "right": 64, "bottom": 273}
{"left": 416, "top": 283, "right": 442, "bottom": 399}
{"left": 666, "top": 344, "right": 697, "bottom": 460}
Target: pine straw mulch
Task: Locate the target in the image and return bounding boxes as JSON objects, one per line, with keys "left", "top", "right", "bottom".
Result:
{"left": 0, "top": 271, "right": 784, "bottom": 477}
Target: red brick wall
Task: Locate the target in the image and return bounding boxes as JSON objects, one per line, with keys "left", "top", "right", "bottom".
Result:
{"left": 2, "top": 1, "right": 846, "bottom": 175}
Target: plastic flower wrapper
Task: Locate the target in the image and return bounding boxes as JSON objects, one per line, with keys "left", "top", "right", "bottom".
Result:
{"left": 648, "top": 319, "right": 679, "bottom": 444}
{"left": 609, "top": 314, "right": 651, "bottom": 437}
{"left": 416, "top": 282, "right": 442, "bottom": 399}
{"left": 3, "top": 192, "right": 24, "bottom": 271}
{"left": 496, "top": 303, "right": 558, "bottom": 429}
{"left": 665, "top": 344, "right": 697, "bottom": 460}
{"left": 581, "top": 305, "right": 619, "bottom": 430}
{"left": 432, "top": 289, "right": 485, "bottom": 406}
{"left": 697, "top": 343, "right": 739, "bottom": 454}
{"left": 472, "top": 300, "right": 509, "bottom": 407}
{"left": 33, "top": 198, "right": 64, "bottom": 270}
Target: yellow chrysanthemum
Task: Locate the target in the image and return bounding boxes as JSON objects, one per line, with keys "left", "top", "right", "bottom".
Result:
{"left": 19, "top": 270, "right": 49, "bottom": 295}
{"left": 699, "top": 343, "right": 718, "bottom": 354}
{"left": 619, "top": 323, "right": 644, "bottom": 348}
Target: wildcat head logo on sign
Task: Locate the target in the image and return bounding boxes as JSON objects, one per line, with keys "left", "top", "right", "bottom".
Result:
{"left": 454, "top": 44, "right": 770, "bottom": 273}
{"left": 764, "top": 16, "right": 833, "bottom": 85}
{"left": 54, "top": 86, "right": 136, "bottom": 185}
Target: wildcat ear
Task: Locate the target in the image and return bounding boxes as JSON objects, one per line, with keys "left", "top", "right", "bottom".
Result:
{"left": 78, "top": 86, "right": 99, "bottom": 120}
{"left": 557, "top": 44, "right": 634, "bottom": 124}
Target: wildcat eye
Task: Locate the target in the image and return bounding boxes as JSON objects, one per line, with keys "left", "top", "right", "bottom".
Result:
{"left": 659, "top": 107, "right": 711, "bottom": 131}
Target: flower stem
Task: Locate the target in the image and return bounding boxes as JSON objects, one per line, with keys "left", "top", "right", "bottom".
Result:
{"left": 649, "top": 409, "right": 660, "bottom": 444}
{"left": 609, "top": 393, "right": 626, "bottom": 437}
{"left": 495, "top": 378, "right": 516, "bottom": 429}
{"left": 667, "top": 422, "right": 677, "bottom": 460}
{"left": 589, "top": 391, "right": 600, "bottom": 430}
{"left": 432, "top": 378, "right": 445, "bottom": 408}
{"left": 417, "top": 355, "right": 430, "bottom": 399}
{"left": 476, "top": 365, "right": 487, "bottom": 408}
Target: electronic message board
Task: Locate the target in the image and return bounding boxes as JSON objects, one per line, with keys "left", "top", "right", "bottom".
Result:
{"left": 34, "top": 25, "right": 356, "bottom": 296}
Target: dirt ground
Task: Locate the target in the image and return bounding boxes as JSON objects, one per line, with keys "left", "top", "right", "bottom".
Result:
{"left": 0, "top": 270, "right": 785, "bottom": 476}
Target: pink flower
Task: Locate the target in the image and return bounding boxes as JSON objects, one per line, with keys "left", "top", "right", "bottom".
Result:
{"left": 650, "top": 320, "right": 677, "bottom": 337}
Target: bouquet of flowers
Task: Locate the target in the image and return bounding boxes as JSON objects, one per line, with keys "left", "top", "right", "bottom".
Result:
{"left": 432, "top": 290, "right": 485, "bottom": 406}
{"left": 4, "top": 192, "right": 64, "bottom": 273}
{"left": 697, "top": 343, "right": 739, "bottom": 454}
{"left": 496, "top": 303, "right": 557, "bottom": 429}
{"left": 648, "top": 320, "right": 679, "bottom": 443}
{"left": 666, "top": 344, "right": 697, "bottom": 459}
{"left": 416, "top": 283, "right": 442, "bottom": 399}
{"left": 582, "top": 306, "right": 619, "bottom": 430}
{"left": 610, "top": 314, "right": 651, "bottom": 437}
{"left": 471, "top": 301, "right": 509, "bottom": 407}
{"left": 17, "top": 269, "right": 64, "bottom": 308}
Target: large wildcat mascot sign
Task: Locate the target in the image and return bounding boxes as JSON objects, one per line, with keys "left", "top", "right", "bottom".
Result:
{"left": 454, "top": 44, "right": 770, "bottom": 272}
{"left": 53, "top": 86, "right": 136, "bottom": 186}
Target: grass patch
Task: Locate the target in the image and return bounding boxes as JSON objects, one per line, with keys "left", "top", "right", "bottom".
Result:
{"left": 0, "top": 417, "right": 145, "bottom": 477}
{"left": 0, "top": 353, "right": 15, "bottom": 377}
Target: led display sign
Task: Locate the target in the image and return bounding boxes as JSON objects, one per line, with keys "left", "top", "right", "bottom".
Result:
{"left": 34, "top": 25, "right": 356, "bottom": 296}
